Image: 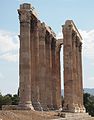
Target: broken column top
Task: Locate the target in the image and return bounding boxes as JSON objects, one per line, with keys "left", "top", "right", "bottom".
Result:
{"left": 19, "top": 3, "right": 38, "bottom": 18}
{"left": 19, "top": 3, "right": 56, "bottom": 38}
{"left": 40, "top": 22, "right": 56, "bottom": 38}
{"left": 63, "top": 20, "right": 82, "bottom": 41}
{"left": 20, "top": 3, "right": 31, "bottom": 9}
{"left": 45, "top": 24, "right": 56, "bottom": 38}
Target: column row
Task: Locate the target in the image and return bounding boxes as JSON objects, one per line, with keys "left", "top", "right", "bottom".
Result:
{"left": 18, "top": 3, "right": 62, "bottom": 110}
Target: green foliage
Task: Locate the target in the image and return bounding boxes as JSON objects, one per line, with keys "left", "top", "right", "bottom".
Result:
{"left": 11, "top": 94, "right": 19, "bottom": 105}
{"left": 3, "top": 94, "right": 12, "bottom": 105}
{"left": 0, "top": 93, "right": 19, "bottom": 109}
{"left": 0, "top": 94, "right": 3, "bottom": 109}
{"left": 84, "top": 93, "right": 94, "bottom": 117}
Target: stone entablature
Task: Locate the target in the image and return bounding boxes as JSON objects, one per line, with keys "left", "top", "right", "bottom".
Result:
{"left": 63, "top": 20, "right": 82, "bottom": 41}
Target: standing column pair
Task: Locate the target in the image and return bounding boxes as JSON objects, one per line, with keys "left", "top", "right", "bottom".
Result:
{"left": 62, "top": 20, "right": 85, "bottom": 112}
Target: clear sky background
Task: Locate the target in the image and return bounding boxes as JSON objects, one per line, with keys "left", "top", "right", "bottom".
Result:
{"left": 0, "top": 0, "right": 94, "bottom": 95}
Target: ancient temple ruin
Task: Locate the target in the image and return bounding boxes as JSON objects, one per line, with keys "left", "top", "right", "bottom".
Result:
{"left": 18, "top": 3, "right": 85, "bottom": 113}
{"left": 63, "top": 21, "right": 85, "bottom": 112}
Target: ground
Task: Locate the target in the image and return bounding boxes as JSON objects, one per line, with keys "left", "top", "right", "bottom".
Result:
{"left": 0, "top": 110, "right": 60, "bottom": 120}
{"left": 0, "top": 110, "right": 94, "bottom": 120}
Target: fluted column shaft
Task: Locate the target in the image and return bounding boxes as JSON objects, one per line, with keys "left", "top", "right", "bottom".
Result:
{"left": 55, "top": 44, "right": 62, "bottom": 109}
{"left": 78, "top": 42, "right": 85, "bottom": 112}
{"left": 79, "top": 43, "right": 83, "bottom": 106}
{"left": 51, "top": 38, "right": 57, "bottom": 109}
{"left": 72, "top": 33, "right": 78, "bottom": 106}
{"left": 38, "top": 23, "right": 47, "bottom": 110}
{"left": 18, "top": 7, "right": 33, "bottom": 109}
{"left": 30, "top": 18, "right": 39, "bottom": 104}
{"left": 45, "top": 33, "right": 53, "bottom": 109}
{"left": 63, "top": 26, "right": 75, "bottom": 111}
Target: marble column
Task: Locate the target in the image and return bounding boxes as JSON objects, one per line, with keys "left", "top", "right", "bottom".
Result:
{"left": 18, "top": 4, "right": 33, "bottom": 110}
{"left": 72, "top": 32, "right": 80, "bottom": 112}
{"left": 78, "top": 41, "right": 85, "bottom": 112}
{"left": 55, "top": 41, "right": 62, "bottom": 110}
{"left": 75, "top": 38, "right": 81, "bottom": 113}
{"left": 62, "top": 21, "right": 78, "bottom": 112}
{"left": 51, "top": 38, "right": 57, "bottom": 109}
{"left": 45, "top": 32, "right": 53, "bottom": 110}
{"left": 30, "top": 17, "right": 40, "bottom": 109}
{"left": 75, "top": 37, "right": 84, "bottom": 112}
{"left": 38, "top": 23, "right": 47, "bottom": 110}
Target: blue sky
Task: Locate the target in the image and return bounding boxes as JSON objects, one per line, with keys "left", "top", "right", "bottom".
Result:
{"left": 0, "top": 0, "right": 94, "bottom": 95}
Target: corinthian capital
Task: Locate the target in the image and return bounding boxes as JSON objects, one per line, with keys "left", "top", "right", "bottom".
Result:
{"left": 18, "top": 10, "right": 31, "bottom": 23}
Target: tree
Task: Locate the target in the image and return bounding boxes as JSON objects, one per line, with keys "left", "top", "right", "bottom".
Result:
{"left": 12, "top": 94, "right": 19, "bottom": 105}
{"left": 0, "top": 93, "right": 3, "bottom": 109}
{"left": 0, "top": 93, "right": 19, "bottom": 109}
{"left": 84, "top": 93, "right": 94, "bottom": 117}
{"left": 2, "top": 94, "right": 12, "bottom": 105}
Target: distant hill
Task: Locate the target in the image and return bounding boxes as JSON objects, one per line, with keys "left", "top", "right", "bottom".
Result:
{"left": 84, "top": 88, "right": 94, "bottom": 95}
{"left": 61, "top": 88, "right": 94, "bottom": 96}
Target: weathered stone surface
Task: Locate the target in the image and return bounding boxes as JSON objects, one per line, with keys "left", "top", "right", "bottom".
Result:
{"left": 18, "top": 3, "right": 34, "bottom": 110}
{"left": 18, "top": 3, "right": 62, "bottom": 111}
{"left": 62, "top": 20, "right": 85, "bottom": 113}
{"left": 56, "top": 112, "right": 93, "bottom": 120}
{"left": 18, "top": 3, "right": 85, "bottom": 114}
